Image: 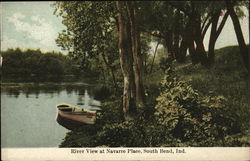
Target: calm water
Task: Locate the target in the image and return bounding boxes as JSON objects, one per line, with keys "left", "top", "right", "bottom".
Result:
{"left": 1, "top": 82, "right": 100, "bottom": 148}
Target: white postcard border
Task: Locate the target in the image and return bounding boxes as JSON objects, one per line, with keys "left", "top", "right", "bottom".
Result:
{"left": 2, "top": 147, "right": 250, "bottom": 161}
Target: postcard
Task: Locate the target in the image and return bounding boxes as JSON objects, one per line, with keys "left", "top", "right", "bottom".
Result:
{"left": 1, "top": 1, "right": 249, "bottom": 161}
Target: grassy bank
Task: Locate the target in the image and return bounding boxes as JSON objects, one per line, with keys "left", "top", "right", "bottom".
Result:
{"left": 175, "top": 46, "right": 249, "bottom": 131}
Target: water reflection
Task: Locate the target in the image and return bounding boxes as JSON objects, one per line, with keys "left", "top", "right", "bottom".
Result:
{"left": 3, "top": 83, "right": 97, "bottom": 97}
{"left": 1, "top": 82, "right": 100, "bottom": 147}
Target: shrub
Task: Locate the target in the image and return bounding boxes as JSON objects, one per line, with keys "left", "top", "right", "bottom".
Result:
{"left": 154, "top": 66, "right": 245, "bottom": 146}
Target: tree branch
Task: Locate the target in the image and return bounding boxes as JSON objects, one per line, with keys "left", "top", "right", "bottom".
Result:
{"left": 149, "top": 41, "right": 160, "bottom": 73}
{"left": 141, "top": 29, "right": 165, "bottom": 39}
{"left": 167, "top": 1, "right": 191, "bottom": 17}
{"left": 201, "top": 14, "right": 210, "bottom": 32}
{"left": 201, "top": 18, "right": 212, "bottom": 40}
{"left": 215, "top": 11, "right": 229, "bottom": 40}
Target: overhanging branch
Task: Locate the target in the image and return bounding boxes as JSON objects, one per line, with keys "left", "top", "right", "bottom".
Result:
{"left": 201, "top": 19, "right": 212, "bottom": 40}
{"left": 215, "top": 11, "right": 229, "bottom": 40}
{"left": 141, "top": 29, "right": 165, "bottom": 39}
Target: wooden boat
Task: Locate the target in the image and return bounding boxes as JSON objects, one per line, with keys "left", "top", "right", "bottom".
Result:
{"left": 56, "top": 104, "right": 96, "bottom": 130}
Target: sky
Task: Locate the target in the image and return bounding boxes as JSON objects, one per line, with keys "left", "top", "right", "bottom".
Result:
{"left": 0, "top": 2, "right": 249, "bottom": 54}
{"left": 0, "top": 2, "right": 66, "bottom": 53}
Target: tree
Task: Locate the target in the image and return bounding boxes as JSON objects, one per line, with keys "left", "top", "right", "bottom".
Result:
{"left": 126, "top": 1, "right": 145, "bottom": 106}
{"left": 116, "top": 1, "right": 136, "bottom": 119}
{"left": 1, "top": 48, "right": 70, "bottom": 77}
{"left": 54, "top": 2, "right": 120, "bottom": 85}
{"left": 140, "top": 1, "right": 185, "bottom": 61}
{"left": 207, "top": 8, "right": 229, "bottom": 65}
{"left": 141, "top": 1, "right": 231, "bottom": 66}
{"left": 149, "top": 41, "right": 160, "bottom": 73}
{"left": 54, "top": 1, "right": 146, "bottom": 120}
{"left": 226, "top": 0, "right": 249, "bottom": 71}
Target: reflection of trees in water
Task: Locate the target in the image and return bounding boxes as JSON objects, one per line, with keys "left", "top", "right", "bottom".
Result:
{"left": 76, "top": 86, "right": 95, "bottom": 105}
{"left": 3, "top": 86, "right": 64, "bottom": 98}
{"left": 25, "top": 92, "right": 30, "bottom": 98}
{"left": 6, "top": 88, "right": 20, "bottom": 98}
{"left": 2, "top": 83, "right": 96, "bottom": 101}
{"left": 65, "top": 86, "right": 74, "bottom": 95}
{"left": 77, "top": 88, "right": 85, "bottom": 105}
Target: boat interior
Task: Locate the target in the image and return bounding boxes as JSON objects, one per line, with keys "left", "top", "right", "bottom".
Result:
{"left": 57, "top": 104, "right": 98, "bottom": 114}
{"left": 57, "top": 104, "right": 73, "bottom": 112}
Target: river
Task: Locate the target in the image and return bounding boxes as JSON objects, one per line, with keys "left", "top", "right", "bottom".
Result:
{"left": 1, "top": 82, "right": 101, "bottom": 148}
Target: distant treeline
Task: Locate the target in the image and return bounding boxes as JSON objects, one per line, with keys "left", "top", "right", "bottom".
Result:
{"left": 1, "top": 48, "right": 82, "bottom": 79}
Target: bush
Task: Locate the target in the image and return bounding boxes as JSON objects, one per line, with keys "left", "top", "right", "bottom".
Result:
{"left": 153, "top": 66, "right": 245, "bottom": 146}
{"left": 96, "top": 121, "right": 138, "bottom": 147}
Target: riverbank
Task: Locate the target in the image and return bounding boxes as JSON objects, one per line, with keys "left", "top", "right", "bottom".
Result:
{"left": 59, "top": 45, "right": 249, "bottom": 147}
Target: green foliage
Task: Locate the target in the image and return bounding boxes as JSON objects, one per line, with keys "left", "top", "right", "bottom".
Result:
{"left": 1, "top": 48, "right": 78, "bottom": 80}
{"left": 94, "top": 110, "right": 155, "bottom": 147}
{"left": 153, "top": 54, "right": 248, "bottom": 146}
{"left": 52, "top": 0, "right": 248, "bottom": 146}
{"left": 156, "top": 72, "right": 227, "bottom": 144}
{"left": 176, "top": 45, "right": 249, "bottom": 131}
{"left": 54, "top": 2, "right": 118, "bottom": 78}
{"left": 60, "top": 124, "right": 100, "bottom": 147}
{"left": 59, "top": 43, "right": 249, "bottom": 147}
{"left": 60, "top": 72, "right": 247, "bottom": 147}
{"left": 96, "top": 121, "right": 138, "bottom": 147}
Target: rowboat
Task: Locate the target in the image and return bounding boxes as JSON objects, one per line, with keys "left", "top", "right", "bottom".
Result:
{"left": 56, "top": 104, "right": 97, "bottom": 130}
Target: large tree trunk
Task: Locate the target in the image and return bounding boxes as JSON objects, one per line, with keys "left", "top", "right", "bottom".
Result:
{"left": 179, "top": 38, "right": 188, "bottom": 62}
{"left": 126, "top": 22, "right": 137, "bottom": 106}
{"left": 184, "top": 13, "right": 205, "bottom": 65}
{"left": 173, "top": 9, "right": 184, "bottom": 63}
{"left": 174, "top": 33, "right": 183, "bottom": 63}
{"left": 226, "top": 1, "right": 249, "bottom": 72}
{"left": 116, "top": 1, "right": 136, "bottom": 120}
{"left": 208, "top": 11, "right": 229, "bottom": 66}
{"left": 189, "top": 40, "right": 196, "bottom": 63}
{"left": 208, "top": 12, "right": 220, "bottom": 66}
{"left": 188, "top": 2, "right": 207, "bottom": 65}
{"left": 126, "top": 1, "right": 145, "bottom": 107}
{"left": 165, "top": 31, "right": 174, "bottom": 58}
{"left": 179, "top": 18, "right": 195, "bottom": 63}
{"left": 193, "top": 14, "right": 208, "bottom": 66}
{"left": 195, "top": 39, "right": 207, "bottom": 65}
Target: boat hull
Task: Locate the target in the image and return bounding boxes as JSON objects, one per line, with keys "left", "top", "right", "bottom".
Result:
{"left": 56, "top": 110, "right": 96, "bottom": 130}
